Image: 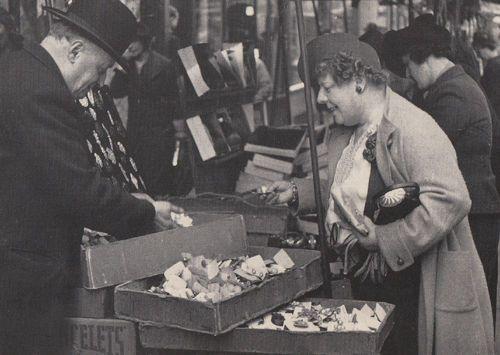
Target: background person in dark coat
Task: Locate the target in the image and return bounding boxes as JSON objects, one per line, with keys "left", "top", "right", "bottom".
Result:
{"left": 0, "top": 1, "right": 182, "bottom": 353}
{"left": 400, "top": 19, "right": 500, "bottom": 316}
{"left": 0, "top": 6, "right": 22, "bottom": 58}
{"left": 475, "top": 31, "right": 500, "bottom": 195}
{"left": 110, "top": 22, "right": 179, "bottom": 197}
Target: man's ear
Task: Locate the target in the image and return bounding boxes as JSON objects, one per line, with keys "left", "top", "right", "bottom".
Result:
{"left": 67, "top": 40, "right": 84, "bottom": 64}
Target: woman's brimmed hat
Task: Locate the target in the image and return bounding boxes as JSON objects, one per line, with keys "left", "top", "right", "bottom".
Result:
{"left": 43, "top": 0, "right": 137, "bottom": 71}
{"left": 298, "top": 33, "right": 381, "bottom": 83}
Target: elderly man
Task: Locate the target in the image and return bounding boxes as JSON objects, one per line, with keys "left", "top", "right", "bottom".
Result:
{"left": 0, "top": 0, "right": 181, "bottom": 353}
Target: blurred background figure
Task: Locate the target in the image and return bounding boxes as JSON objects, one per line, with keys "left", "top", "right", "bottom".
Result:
{"left": 473, "top": 31, "right": 498, "bottom": 76}
{"left": 163, "top": 5, "right": 181, "bottom": 61}
{"left": 399, "top": 17, "right": 500, "bottom": 316}
{"left": 0, "top": 6, "right": 22, "bottom": 58}
{"left": 109, "top": 22, "right": 179, "bottom": 197}
{"left": 226, "top": 2, "right": 272, "bottom": 103}
{"left": 359, "top": 24, "right": 418, "bottom": 103}
{"left": 476, "top": 27, "right": 500, "bottom": 197}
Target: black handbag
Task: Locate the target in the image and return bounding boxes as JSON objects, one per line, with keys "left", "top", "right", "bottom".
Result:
{"left": 373, "top": 182, "right": 421, "bottom": 225}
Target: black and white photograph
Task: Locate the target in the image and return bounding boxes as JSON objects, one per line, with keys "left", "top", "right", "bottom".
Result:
{"left": 0, "top": 0, "right": 499, "bottom": 354}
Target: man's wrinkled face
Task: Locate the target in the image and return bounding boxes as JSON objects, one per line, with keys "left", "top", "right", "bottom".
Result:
{"left": 66, "top": 42, "right": 114, "bottom": 99}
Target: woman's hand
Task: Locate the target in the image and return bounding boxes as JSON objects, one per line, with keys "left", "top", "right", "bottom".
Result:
{"left": 353, "top": 216, "right": 379, "bottom": 251}
{"left": 261, "top": 180, "right": 294, "bottom": 205}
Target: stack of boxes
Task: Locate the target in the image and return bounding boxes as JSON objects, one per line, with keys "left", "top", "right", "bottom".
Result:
{"left": 236, "top": 125, "right": 329, "bottom": 193}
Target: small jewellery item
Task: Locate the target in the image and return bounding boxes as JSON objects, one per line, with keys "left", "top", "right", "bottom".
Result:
{"left": 79, "top": 97, "right": 89, "bottom": 107}
{"left": 94, "top": 89, "right": 104, "bottom": 107}
{"left": 130, "top": 157, "right": 138, "bottom": 172}
{"left": 88, "top": 107, "right": 98, "bottom": 121}
{"left": 88, "top": 89, "right": 95, "bottom": 106}
{"left": 106, "top": 147, "right": 117, "bottom": 164}
{"left": 107, "top": 111, "right": 115, "bottom": 125}
{"left": 117, "top": 141, "right": 126, "bottom": 154}
{"left": 92, "top": 131, "right": 102, "bottom": 146}
{"left": 130, "top": 174, "right": 139, "bottom": 190}
{"left": 287, "top": 180, "right": 299, "bottom": 206}
{"left": 271, "top": 312, "right": 285, "bottom": 327}
{"left": 94, "top": 153, "right": 103, "bottom": 168}
{"left": 293, "top": 319, "right": 309, "bottom": 328}
{"left": 86, "top": 140, "right": 93, "bottom": 153}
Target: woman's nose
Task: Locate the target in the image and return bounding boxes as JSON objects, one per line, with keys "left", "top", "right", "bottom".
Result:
{"left": 317, "top": 88, "right": 327, "bottom": 104}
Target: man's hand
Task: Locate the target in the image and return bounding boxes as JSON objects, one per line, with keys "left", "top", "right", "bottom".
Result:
{"left": 132, "top": 193, "right": 184, "bottom": 231}
{"left": 353, "top": 217, "right": 379, "bottom": 251}
{"left": 261, "top": 180, "right": 294, "bottom": 205}
{"left": 152, "top": 201, "right": 185, "bottom": 231}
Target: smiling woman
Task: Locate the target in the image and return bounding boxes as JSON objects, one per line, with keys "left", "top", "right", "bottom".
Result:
{"left": 314, "top": 52, "right": 387, "bottom": 128}
{"left": 265, "top": 32, "right": 495, "bottom": 355}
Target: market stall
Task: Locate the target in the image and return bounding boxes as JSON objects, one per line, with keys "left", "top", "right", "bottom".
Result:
{"left": 59, "top": 1, "right": 400, "bottom": 354}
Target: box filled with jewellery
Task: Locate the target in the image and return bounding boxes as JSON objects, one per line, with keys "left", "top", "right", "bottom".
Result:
{"left": 138, "top": 298, "right": 395, "bottom": 354}
{"left": 113, "top": 215, "right": 323, "bottom": 335}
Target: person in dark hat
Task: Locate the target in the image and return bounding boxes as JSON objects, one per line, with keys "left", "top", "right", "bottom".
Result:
{"left": 399, "top": 17, "right": 500, "bottom": 320}
{"left": 226, "top": 2, "right": 273, "bottom": 102}
{"left": 109, "top": 21, "right": 179, "bottom": 197}
{"left": 473, "top": 30, "right": 498, "bottom": 73}
{"left": 0, "top": 0, "right": 183, "bottom": 353}
{"left": 479, "top": 32, "right": 500, "bottom": 195}
{"left": 264, "top": 33, "right": 493, "bottom": 354}
{"left": 360, "top": 29, "right": 418, "bottom": 103}
{"left": 0, "top": 6, "right": 22, "bottom": 58}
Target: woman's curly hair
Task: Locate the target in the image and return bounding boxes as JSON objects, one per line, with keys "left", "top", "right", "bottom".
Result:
{"left": 314, "top": 52, "right": 387, "bottom": 87}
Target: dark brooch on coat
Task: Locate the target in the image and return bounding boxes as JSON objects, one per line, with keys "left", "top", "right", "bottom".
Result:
{"left": 362, "top": 132, "right": 377, "bottom": 164}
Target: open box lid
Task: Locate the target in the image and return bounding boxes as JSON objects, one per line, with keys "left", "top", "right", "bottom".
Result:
{"left": 81, "top": 214, "right": 248, "bottom": 289}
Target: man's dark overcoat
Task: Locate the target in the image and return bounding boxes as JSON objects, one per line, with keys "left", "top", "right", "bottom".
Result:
{"left": 0, "top": 41, "right": 155, "bottom": 351}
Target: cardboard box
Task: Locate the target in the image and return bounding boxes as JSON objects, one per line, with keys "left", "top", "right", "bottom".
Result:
{"left": 244, "top": 126, "right": 307, "bottom": 159}
{"left": 81, "top": 213, "right": 240, "bottom": 289}
{"left": 137, "top": 299, "right": 395, "bottom": 354}
{"left": 170, "top": 195, "right": 289, "bottom": 236}
{"left": 114, "top": 216, "right": 322, "bottom": 335}
{"left": 64, "top": 287, "right": 114, "bottom": 318}
{"left": 64, "top": 317, "right": 136, "bottom": 355}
